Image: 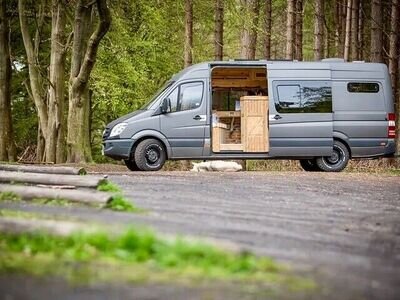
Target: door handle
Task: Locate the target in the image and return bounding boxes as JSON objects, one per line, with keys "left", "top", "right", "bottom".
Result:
{"left": 273, "top": 114, "right": 282, "bottom": 120}
{"left": 193, "top": 115, "right": 202, "bottom": 120}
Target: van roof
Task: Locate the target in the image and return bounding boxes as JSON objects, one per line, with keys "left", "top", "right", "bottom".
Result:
{"left": 172, "top": 59, "right": 387, "bottom": 81}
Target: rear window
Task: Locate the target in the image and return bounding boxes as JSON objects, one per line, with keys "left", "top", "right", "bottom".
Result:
{"left": 347, "top": 82, "right": 379, "bottom": 93}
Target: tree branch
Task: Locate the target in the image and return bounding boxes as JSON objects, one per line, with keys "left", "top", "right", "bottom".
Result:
{"left": 18, "top": 0, "right": 48, "bottom": 130}
{"left": 74, "top": 0, "right": 111, "bottom": 91}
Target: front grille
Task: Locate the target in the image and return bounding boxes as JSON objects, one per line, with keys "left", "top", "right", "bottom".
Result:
{"left": 102, "top": 128, "right": 111, "bottom": 140}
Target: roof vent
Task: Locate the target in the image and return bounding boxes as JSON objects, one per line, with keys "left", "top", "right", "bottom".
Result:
{"left": 321, "top": 58, "right": 345, "bottom": 62}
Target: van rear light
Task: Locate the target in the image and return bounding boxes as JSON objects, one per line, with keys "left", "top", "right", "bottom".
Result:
{"left": 388, "top": 113, "right": 396, "bottom": 139}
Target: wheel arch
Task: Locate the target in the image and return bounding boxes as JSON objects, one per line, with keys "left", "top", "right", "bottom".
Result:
{"left": 130, "top": 130, "right": 171, "bottom": 159}
{"left": 333, "top": 131, "right": 352, "bottom": 158}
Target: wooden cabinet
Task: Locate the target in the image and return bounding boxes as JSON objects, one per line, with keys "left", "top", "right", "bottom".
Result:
{"left": 240, "top": 96, "right": 269, "bottom": 152}
{"left": 212, "top": 112, "right": 243, "bottom": 152}
{"left": 212, "top": 96, "right": 269, "bottom": 153}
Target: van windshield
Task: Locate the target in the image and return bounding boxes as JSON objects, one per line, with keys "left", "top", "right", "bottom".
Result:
{"left": 140, "top": 81, "right": 174, "bottom": 110}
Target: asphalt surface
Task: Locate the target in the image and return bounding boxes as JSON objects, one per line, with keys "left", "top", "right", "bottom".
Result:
{"left": 1, "top": 171, "right": 399, "bottom": 300}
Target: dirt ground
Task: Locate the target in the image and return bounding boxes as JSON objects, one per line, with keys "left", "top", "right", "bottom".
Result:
{"left": 1, "top": 171, "right": 399, "bottom": 300}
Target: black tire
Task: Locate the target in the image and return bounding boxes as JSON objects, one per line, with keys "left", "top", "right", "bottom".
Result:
{"left": 299, "top": 159, "right": 321, "bottom": 172}
{"left": 134, "top": 139, "right": 166, "bottom": 171}
{"left": 316, "top": 140, "right": 350, "bottom": 172}
{"left": 124, "top": 159, "right": 140, "bottom": 171}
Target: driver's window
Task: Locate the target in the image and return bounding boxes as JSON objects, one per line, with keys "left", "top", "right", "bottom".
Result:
{"left": 179, "top": 82, "right": 203, "bottom": 111}
{"left": 167, "top": 87, "right": 178, "bottom": 113}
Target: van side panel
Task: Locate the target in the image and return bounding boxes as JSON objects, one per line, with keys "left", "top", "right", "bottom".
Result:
{"left": 332, "top": 64, "right": 391, "bottom": 158}
{"left": 268, "top": 65, "right": 333, "bottom": 157}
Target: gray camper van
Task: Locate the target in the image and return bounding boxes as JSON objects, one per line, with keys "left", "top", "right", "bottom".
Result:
{"left": 102, "top": 59, "right": 396, "bottom": 172}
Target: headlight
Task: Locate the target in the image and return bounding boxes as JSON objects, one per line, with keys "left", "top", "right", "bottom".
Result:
{"left": 109, "top": 123, "right": 127, "bottom": 137}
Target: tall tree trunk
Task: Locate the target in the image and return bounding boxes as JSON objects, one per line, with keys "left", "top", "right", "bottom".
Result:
{"left": 263, "top": 0, "right": 271, "bottom": 59}
{"left": 67, "top": 0, "right": 111, "bottom": 163}
{"left": 314, "top": 0, "right": 324, "bottom": 60}
{"left": 47, "top": 0, "right": 66, "bottom": 163}
{"left": 240, "top": 0, "right": 260, "bottom": 59}
{"left": 357, "top": 0, "right": 364, "bottom": 60}
{"left": 18, "top": 0, "right": 48, "bottom": 161}
{"left": 184, "top": 0, "right": 193, "bottom": 67}
{"left": 0, "top": 0, "right": 15, "bottom": 161}
{"left": 350, "top": 0, "right": 359, "bottom": 60}
{"left": 344, "top": 0, "right": 352, "bottom": 61}
{"left": 214, "top": 0, "right": 223, "bottom": 60}
{"left": 370, "top": 0, "right": 383, "bottom": 62}
{"left": 285, "top": 0, "right": 295, "bottom": 60}
{"left": 334, "top": 0, "right": 342, "bottom": 56}
{"left": 36, "top": 123, "right": 45, "bottom": 162}
{"left": 340, "top": 0, "right": 347, "bottom": 57}
{"left": 389, "top": 0, "right": 399, "bottom": 155}
{"left": 295, "top": 0, "right": 303, "bottom": 60}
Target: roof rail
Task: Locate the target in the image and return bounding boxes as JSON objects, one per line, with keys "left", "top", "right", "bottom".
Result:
{"left": 231, "top": 58, "right": 295, "bottom": 62}
{"left": 232, "top": 59, "right": 265, "bottom": 61}
{"left": 266, "top": 59, "right": 293, "bottom": 61}
{"left": 321, "top": 58, "right": 345, "bottom": 62}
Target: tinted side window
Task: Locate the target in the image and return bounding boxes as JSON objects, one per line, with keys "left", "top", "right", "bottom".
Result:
{"left": 165, "top": 82, "right": 203, "bottom": 113}
{"left": 179, "top": 82, "right": 203, "bottom": 111}
{"left": 347, "top": 82, "right": 379, "bottom": 93}
{"left": 277, "top": 85, "right": 301, "bottom": 109}
{"left": 167, "top": 87, "right": 179, "bottom": 113}
{"left": 274, "top": 81, "right": 332, "bottom": 113}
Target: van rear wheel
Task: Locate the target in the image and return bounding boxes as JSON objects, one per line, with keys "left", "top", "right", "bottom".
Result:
{"left": 134, "top": 139, "right": 166, "bottom": 171}
{"left": 299, "top": 159, "right": 320, "bottom": 172}
{"left": 316, "top": 140, "right": 349, "bottom": 172}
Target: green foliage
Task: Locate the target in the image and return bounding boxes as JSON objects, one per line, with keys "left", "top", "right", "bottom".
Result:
{"left": 0, "top": 228, "right": 314, "bottom": 290}
{"left": 32, "top": 198, "right": 71, "bottom": 207}
{"left": 97, "top": 181, "right": 139, "bottom": 212}
{"left": 105, "top": 195, "right": 139, "bottom": 212}
{"left": 97, "top": 181, "right": 122, "bottom": 193}
{"left": 0, "top": 192, "right": 21, "bottom": 201}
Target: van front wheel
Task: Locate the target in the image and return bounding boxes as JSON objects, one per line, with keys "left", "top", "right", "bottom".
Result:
{"left": 134, "top": 139, "right": 166, "bottom": 171}
{"left": 316, "top": 141, "right": 349, "bottom": 172}
{"left": 124, "top": 159, "right": 140, "bottom": 171}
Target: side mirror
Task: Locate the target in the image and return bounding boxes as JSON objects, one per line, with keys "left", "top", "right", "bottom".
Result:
{"left": 160, "top": 98, "right": 170, "bottom": 114}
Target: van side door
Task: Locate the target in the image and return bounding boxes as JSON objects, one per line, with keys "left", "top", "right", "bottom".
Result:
{"left": 160, "top": 80, "right": 207, "bottom": 158}
{"left": 268, "top": 79, "right": 333, "bottom": 157}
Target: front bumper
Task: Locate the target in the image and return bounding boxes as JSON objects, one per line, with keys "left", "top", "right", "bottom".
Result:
{"left": 103, "top": 139, "right": 135, "bottom": 160}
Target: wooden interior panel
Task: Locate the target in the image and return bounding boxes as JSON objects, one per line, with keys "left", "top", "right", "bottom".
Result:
{"left": 215, "top": 111, "right": 241, "bottom": 118}
{"left": 212, "top": 79, "right": 267, "bottom": 88}
{"left": 240, "top": 96, "right": 269, "bottom": 152}
{"left": 211, "top": 68, "right": 267, "bottom": 89}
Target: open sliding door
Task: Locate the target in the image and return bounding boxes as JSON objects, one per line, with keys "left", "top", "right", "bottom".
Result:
{"left": 210, "top": 65, "right": 269, "bottom": 153}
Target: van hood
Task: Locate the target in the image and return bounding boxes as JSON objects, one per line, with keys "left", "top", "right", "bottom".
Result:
{"left": 106, "top": 110, "right": 147, "bottom": 128}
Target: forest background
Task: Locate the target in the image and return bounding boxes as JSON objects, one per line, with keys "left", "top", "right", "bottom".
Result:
{"left": 0, "top": 0, "right": 399, "bottom": 167}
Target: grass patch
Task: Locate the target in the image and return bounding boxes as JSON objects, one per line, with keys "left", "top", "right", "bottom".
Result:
{"left": 0, "top": 192, "right": 21, "bottom": 201}
{"left": 0, "top": 209, "right": 45, "bottom": 219}
{"left": 31, "top": 198, "right": 71, "bottom": 207}
{"left": 97, "top": 181, "right": 122, "bottom": 193}
{"left": 388, "top": 169, "right": 400, "bottom": 176}
{"left": 98, "top": 181, "right": 141, "bottom": 213}
{"left": 106, "top": 195, "right": 139, "bottom": 212}
{"left": 0, "top": 228, "right": 314, "bottom": 291}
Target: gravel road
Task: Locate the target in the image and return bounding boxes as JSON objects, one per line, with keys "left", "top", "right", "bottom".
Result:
{"left": 1, "top": 171, "right": 399, "bottom": 300}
